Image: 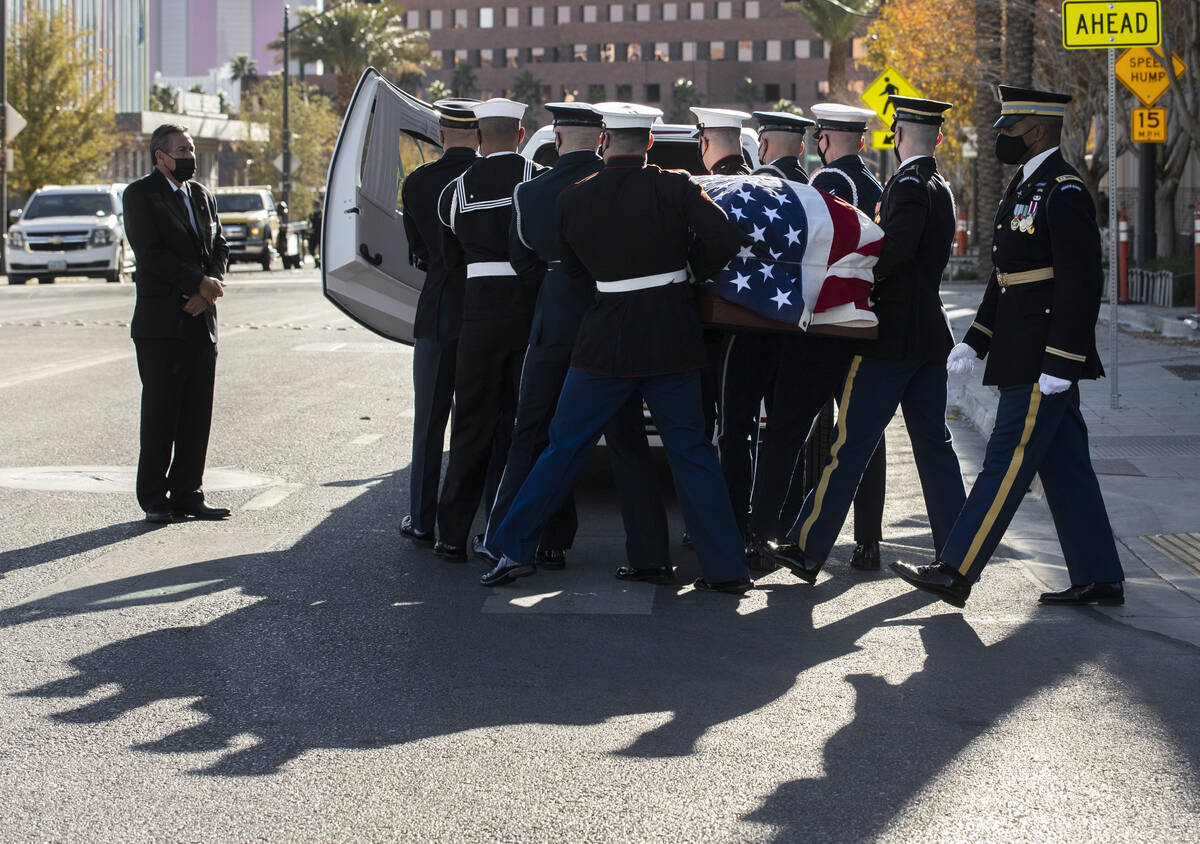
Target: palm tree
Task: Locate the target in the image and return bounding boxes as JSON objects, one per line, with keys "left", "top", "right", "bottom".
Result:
{"left": 510, "top": 70, "right": 545, "bottom": 134}
{"left": 668, "top": 78, "right": 702, "bottom": 123}
{"left": 229, "top": 53, "right": 258, "bottom": 85}
{"left": 735, "top": 77, "right": 759, "bottom": 111}
{"left": 782, "top": 0, "right": 879, "bottom": 100}
{"left": 269, "top": 1, "right": 434, "bottom": 114}
{"left": 451, "top": 62, "right": 477, "bottom": 98}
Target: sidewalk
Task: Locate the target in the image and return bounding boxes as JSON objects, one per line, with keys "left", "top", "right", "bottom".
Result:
{"left": 942, "top": 282, "right": 1200, "bottom": 648}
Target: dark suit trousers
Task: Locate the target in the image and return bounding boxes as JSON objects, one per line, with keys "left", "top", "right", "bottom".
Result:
{"left": 409, "top": 336, "right": 457, "bottom": 533}
{"left": 436, "top": 312, "right": 526, "bottom": 547}
{"left": 482, "top": 343, "right": 670, "bottom": 564}
{"left": 134, "top": 338, "right": 217, "bottom": 511}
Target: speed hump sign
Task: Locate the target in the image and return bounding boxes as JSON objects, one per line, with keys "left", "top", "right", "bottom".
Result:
{"left": 1131, "top": 107, "right": 1166, "bottom": 142}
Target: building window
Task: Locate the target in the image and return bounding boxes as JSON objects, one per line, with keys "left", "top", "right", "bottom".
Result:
{"left": 682, "top": 40, "right": 696, "bottom": 60}
{"left": 813, "top": 39, "right": 826, "bottom": 58}
{"left": 454, "top": 9, "right": 467, "bottom": 28}
{"left": 601, "top": 42, "right": 616, "bottom": 62}
{"left": 645, "top": 83, "right": 661, "bottom": 101}
{"left": 481, "top": 47, "right": 495, "bottom": 66}
{"left": 617, "top": 83, "right": 633, "bottom": 99}
{"left": 430, "top": 9, "right": 444, "bottom": 28}
{"left": 745, "top": 0, "right": 759, "bottom": 17}
{"left": 455, "top": 49, "right": 468, "bottom": 63}
{"left": 405, "top": 10, "right": 420, "bottom": 28}
{"left": 506, "top": 47, "right": 520, "bottom": 66}
{"left": 531, "top": 6, "right": 545, "bottom": 25}
{"left": 532, "top": 46, "right": 546, "bottom": 62}
{"left": 635, "top": 3, "right": 651, "bottom": 20}
{"left": 504, "top": 7, "right": 519, "bottom": 26}
{"left": 609, "top": 4, "right": 624, "bottom": 22}
{"left": 717, "top": 1, "right": 732, "bottom": 19}
{"left": 662, "top": 2, "right": 677, "bottom": 20}
{"left": 737, "top": 40, "right": 751, "bottom": 61}
{"left": 766, "top": 39, "right": 781, "bottom": 61}
{"left": 689, "top": 2, "right": 703, "bottom": 19}
{"left": 588, "top": 83, "right": 606, "bottom": 100}
{"left": 764, "top": 82, "right": 780, "bottom": 101}
{"left": 442, "top": 49, "right": 454, "bottom": 68}
{"left": 479, "top": 8, "right": 494, "bottom": 27}
{"left": 710, "top": 40, "right": 725, "bottom": 60}
{"left": 654, "top": 41, "right": 670, "bottom": 60}
{"left": 583, "top": 5, "right": 598, "bottom": 22}
{"left": 852, "top": 37, "right": 868, "bottom": 59}
{"left": 574, "top": 43, "right": 588, "bottom": 61}
{"left": 795, "top": 39, "right": 809, "bottom": 59}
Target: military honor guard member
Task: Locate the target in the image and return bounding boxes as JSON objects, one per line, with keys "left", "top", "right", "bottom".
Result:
{"left": 764, "top": 96, "right": 967, "bottom": 582}
{"left": 478, "top": 102, "right": 670, "bottom": 583}
{"left": 749, "top": 103, "right": 888, "bottom": 569}
{"left": 123, "top": 123, "right": 230, "bottom": 524}
{"left": 483, "top": 103, "right": 753, "bottom": 594}
{"left": 433, "top": 98, "right": 547, "bottom": 560}
{"left": 893, "top": 86, "right": 1125, "bottom": 608}
{"left": 751, "top": 110, "right": 816, "bottom": 183}
{"left": 398, "top": 98, "right": 481, "bottom": 545}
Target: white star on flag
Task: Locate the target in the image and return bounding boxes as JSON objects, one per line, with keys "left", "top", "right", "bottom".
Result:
{"left": 737, "top": 244, "right": 756, "bottom": 260}
{"left": 750, "top": 224, "right": 766, "bottom": 242}
{"left": 763, "top": 206, "right": 781, "bottom": 222}
{"left": 760, "top": 264, "right": 774, "bottom": 281}
{"left": 768, "top": 248, "right": 781, "bottom": 260}
{"left": 730, "top": 205, "right": 746, "bottom": 221}
{"left": 785, "top": 226, "right": 802, "bottom": 245}
{"left": 771, "top": 288, "right": 792, "bottom": 309}
{"left": 736, "top": 188, "right": 753, "bottom": 203}
{"left": 727, "top": 272, "right": 751, "bottom": 291}
{"left": 775, "top": 192, "right": 790, "bottom": 205}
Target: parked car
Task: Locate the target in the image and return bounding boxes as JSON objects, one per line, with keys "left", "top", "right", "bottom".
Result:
{"left": 5, "top": 183, "right": 134, "bottom": 285}
{"left": 213, "top": 186, "right": 279, "bottom": 271}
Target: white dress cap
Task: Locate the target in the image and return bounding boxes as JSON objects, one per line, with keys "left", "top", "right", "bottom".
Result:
{"left": 472, "top": 97, "right": 527, "bottom": 120}
{"left": 594, "top": 102, "right": 664, "bottom": 129}
{"left": 809, "top": 103, "right": 876, "bottom": 130}
{"left": 689, "top": 106, "right": 751, "bottom": 128}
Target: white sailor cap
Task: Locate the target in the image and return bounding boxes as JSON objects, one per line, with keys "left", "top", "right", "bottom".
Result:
{"left": 690, "top": 106, "right": 751, "bottom": 131}
{"left": 471, "top": 97, "right": 527, "bottom": 121}
{"left": 594, "top": 102, "right": 663, "bottom": 129}
{"left": 810, "top": 103, "right": 875, "bottom": 133}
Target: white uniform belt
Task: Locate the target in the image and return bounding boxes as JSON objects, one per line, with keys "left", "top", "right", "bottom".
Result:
{"left": 467, "top": 261, "right": 517, "bottom": 278}
{"left": 595, "top": 268, "right": 688, "bottom": 293}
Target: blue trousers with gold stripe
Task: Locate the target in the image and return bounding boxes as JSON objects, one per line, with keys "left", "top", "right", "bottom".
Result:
{"left": 789, "top": 356, "right": 966, "bottom": 564}
{"left": 941, "top": 383, "right": 1123, "bottom": 585}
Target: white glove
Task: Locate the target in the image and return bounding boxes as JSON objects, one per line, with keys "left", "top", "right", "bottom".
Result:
{"left": 1038, "top": 373, "right": 1071, "bottom": 395}
{"left": 946, "top": 342, "right": 978, "bottom": 375}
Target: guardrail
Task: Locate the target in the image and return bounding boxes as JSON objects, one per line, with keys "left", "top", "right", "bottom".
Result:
{"left": 1127, "top": 268, "right": 1174, "bottom": 307}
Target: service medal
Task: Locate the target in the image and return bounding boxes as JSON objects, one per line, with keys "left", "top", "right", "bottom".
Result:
{"left": 1010, "top": 217, "right": 1020, "bottom": 230}
{"left": 1018, "top": 216, "right": 1031, "bottom": 232}
{"left": 1027, "top": 224, "right": 1035, "bottom": 234}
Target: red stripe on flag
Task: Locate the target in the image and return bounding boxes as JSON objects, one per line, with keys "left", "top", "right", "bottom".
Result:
{"left": 855, "top": 236, "right": 885, "bottom": 258}
{"left": 814, "top": 275, "right": 873, "bottom": 314}
{"left": 821, "top": 192, "right": 862, "bottom": 266}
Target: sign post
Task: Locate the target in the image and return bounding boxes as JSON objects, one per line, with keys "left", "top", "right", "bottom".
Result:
{"left": 1062, "top": 0, "right": 1162, "bottom": 410}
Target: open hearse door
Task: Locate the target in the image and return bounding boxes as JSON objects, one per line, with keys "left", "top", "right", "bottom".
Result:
{"left": 322, "top": 68, "right": 443, "bottom": 344}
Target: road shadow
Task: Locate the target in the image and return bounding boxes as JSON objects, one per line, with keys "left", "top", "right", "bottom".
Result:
{"left": 0, "top": 520, "right": 157, "bottom": 576}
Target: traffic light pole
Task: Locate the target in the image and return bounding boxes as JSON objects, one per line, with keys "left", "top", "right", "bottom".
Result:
{"left": 282, "top": 4, "right": 292, "bottom": 208}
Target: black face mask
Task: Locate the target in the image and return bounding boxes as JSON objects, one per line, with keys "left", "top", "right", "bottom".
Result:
{"left": 816, "top": 135, "right": 829, "bottom": 166}
{"left": 165, "top": 153, "right": 196, "bottom": 182}
{"left": 892, "top": 131, "right": 903, "bottom": 166}
{"left": 995, "top": 128, "right": 1034, "bottom": 165}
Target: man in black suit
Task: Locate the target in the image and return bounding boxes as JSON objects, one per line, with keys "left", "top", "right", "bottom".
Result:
{"left": 122, "top": 124, "right": 230, "bottom": 524}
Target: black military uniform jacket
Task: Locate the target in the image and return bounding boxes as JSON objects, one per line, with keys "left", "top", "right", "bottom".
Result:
{"left": 124, "top": 170, "right": 229, "bottom": 344}
{"left": 811, "top": 154, "right": 883, "bottom": 217}
{"left": 557, "top": 156, "right": 742, "bottom": 376}
{"left": 963, "top": 149, "right": 1104, "bottom": 386}
{"left": 437, "top": 151, "right": 546, "bottom": 321}
{"left": 867, "top": 155, "right": 956, "bottom": 362}
{"left": 753, "top": 156, "right": 809, "bottom": 184}
{"left": 401, "top": 146, "right": 477, "bottom": 341}
{"left": 509, "top": 149, "right": 605, "bottom": 347}
{"left": 710, "top": 154, "right": 751, "bottom": 176}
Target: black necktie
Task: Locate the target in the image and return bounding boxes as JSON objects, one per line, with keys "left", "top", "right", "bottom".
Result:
{"left": 178, "top": 188, "right": 198, "bottom": 236}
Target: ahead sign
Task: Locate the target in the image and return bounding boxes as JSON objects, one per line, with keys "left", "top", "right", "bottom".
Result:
{"left": 1062, "top": 1, "right": 1160, "bottom": 49}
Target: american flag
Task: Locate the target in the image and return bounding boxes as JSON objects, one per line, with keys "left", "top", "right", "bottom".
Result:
{"left": 696, "top": 175, "right": 884, "bottom": 332}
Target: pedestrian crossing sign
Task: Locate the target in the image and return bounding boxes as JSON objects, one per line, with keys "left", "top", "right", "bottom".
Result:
{"left": 861, "top": 67, "right": 923, "bottom": 127}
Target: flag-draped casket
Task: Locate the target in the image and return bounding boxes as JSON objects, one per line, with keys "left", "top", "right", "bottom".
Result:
{"left": 694, "top": 174, "right": 885, "bottom": 338}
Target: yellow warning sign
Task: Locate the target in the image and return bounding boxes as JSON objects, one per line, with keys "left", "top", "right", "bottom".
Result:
{"left": 860, "top": 68, "right": 922, "bottom": 127}
{"left": 1116, "top": 47, "right": 1186, "bottom": 106}
{"left": 871, "top": 130, "right": 894, "bottom": 150}
{"left": 1131, "top": 107, "right": 1166, "bottom": 142}
{"left": 1062, "top": 0, "right": 1160, "bottom": 49}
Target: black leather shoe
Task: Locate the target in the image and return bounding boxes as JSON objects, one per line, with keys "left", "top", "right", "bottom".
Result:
{"left": 891, "top": 561, "right": 971, "bottom": 608}
{"left": 850, "top": 540, "right": 881, "bottom": 571}
{"left": 692, "top": 576, "right": 754, "bottom": 595}
{"left": 480, "top": 556, "right": 537, "bottom": 586}
{"left": 760, "top": 539, "right": 822, "bottom": 583}
{"left": 433, "top": 541, "right": 468, "bottom": 563}
{"left": 615, "top": 564, "right": 674, "bottom": 584}
{"left": 171, "top": 500, "right": 231, "bottom": 520}
{"left": 145, "top": 509, "right": 173, "bottom": 524}
{"left": 536, "top": 547, "right": 566, "bottom": 570}
{"left": 472, "top": 533, "right": 500, "bottom": 563}
{"left": 399, "top": 514, "right": 434, "bottom": 545}
{"left": 1039, "top": 582, "right": 1124, "bottom": 606}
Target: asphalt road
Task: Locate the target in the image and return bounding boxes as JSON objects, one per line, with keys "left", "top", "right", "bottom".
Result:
{"left": 1, "top": 270, "right": 1197, "bottom": 841}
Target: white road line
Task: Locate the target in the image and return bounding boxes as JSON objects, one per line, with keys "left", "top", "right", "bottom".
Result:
{"left": 242, "top": 483, "right": 303, "bottom": 510}
{"left": 350, "top": 433, "right": 384, "bottom": 445}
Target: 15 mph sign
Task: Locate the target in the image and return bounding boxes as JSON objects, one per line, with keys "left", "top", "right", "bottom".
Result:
{"left": 1062, "top": 1, "right": 1161, "bottom": 49}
